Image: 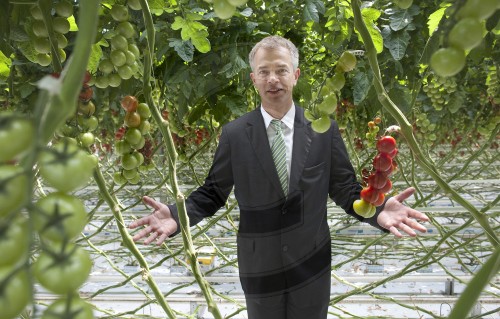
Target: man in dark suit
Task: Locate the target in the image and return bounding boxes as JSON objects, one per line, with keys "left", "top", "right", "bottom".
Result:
{"left": 129, "top": 36, "right": 429, "bottom": 319}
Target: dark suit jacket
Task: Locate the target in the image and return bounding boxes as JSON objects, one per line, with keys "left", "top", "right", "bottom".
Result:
{"left": 168, "top": 105, "right": 385, "bottom": 297}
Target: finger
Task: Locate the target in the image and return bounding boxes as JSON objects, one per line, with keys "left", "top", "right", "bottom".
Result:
{"left": 388, "top": 226, "right": 403, "bottom": 238}
{"left": 129, "top": 216, "right": 150, "bottom": 229}
{"left": 399, "top": 223, "right": 417, "bottom": 237}
{"left": 406, "top": 218, "right": 428, "bottom": 233}
{"left": 408, "top": 209, "right": 430, "bottom": 222}
{"left": 393, "top": 187, "right": 415, "bottom": 203}
{"left": 132, "top": 226, "right": 153, "bottom": 241}
{"left": 143, "top": 196, "right": 161, "bottom": 210}
{"left": 144, "top": 232, "right": 159, "bottom": 245}
{"left": 156, "top": 233, "right": 169, "bottom": 246}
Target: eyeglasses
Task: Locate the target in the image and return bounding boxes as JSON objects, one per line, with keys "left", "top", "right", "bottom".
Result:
{"left": 254, "top": 68, "right": 291, "bottom": 79}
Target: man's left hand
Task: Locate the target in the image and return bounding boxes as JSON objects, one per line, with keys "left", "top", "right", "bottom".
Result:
{"left": 377, "top": 187, "right": 429, "bottom": 237}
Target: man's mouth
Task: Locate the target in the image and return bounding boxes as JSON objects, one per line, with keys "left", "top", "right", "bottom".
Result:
{"left": 267, "top": 88, "right": 283, "bottom": 93}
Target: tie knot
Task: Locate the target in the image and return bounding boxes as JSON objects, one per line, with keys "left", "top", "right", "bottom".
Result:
{"left": 271, "top": 119, "right": 283, "bottom": 133}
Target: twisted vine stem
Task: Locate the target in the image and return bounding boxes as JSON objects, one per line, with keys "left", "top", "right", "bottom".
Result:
{"left": 138, "top": 0, "right": 223, "bottom": 318}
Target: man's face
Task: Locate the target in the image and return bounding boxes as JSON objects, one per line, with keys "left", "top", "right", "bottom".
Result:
{"left": 250, "top": 47, "right": 300, "bottom": 109}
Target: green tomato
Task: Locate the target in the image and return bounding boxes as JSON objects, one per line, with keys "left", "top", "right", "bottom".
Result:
{"left": 34, "top": 37, "right": 51, "bottom": 54}
{"left": 111, "top": 34, "right": 129, "bottom": 51}
{"left": 122, "top": 168, "right": 138, "bottom": 180}
{"left": 113, "top": 171, "right": 127, "bottom": 185}
{"left": 115, "top": 140, "right": 132, "bottom": 155}
{"left": 42, "top": 296, "right": 95, "bottom": 319}
{"left": 318, "top": 94, "right": 337, "bottom": 115}
{"left": 0, "top": 266, "right": 31, "bottom": 319}
{"left": 38, "top": 140, "right": 95, "bottom": 192}
{"left": 311, "top": 116, "right": 331, "bottom": 133}
{"left": 0, "top": 165, "right": 28, "bottom": 218}
{"left": 430, "top": 47, "right": 466, "bottom": 77}
{"left": 55, "top": 1, "right": 74, "bottom": 18}
{"left": 53, "top": 17, "right": 70, "bottom": 34}
{"left": 448, "top": 18, "right": 483, "bottom": 51}
{"left": 227, "top": 0, "right": 247, "bottom": 6}
{"left": 110, "top": 50, "right": 127, "bottom": 67}
{"left": 0, "top": 216, "right": 29, "bottom": 267}
{"left": 121, "top": 153, "right": 138, "bottom": 170}
{"left": 328, "top": 72, "right": 345, "bottom": 91}
{"left": 34, "top": 245, "right": 92, "bottom": 295}
{"left": 111, "top": 4, "right": 129, "bottom": 22}
{"left": 336, "top": 51, "right": 356, "bottom": 72}
{"left": 0, "top": 116, "right": 35, "bottom": 162}
{"left": 213, "top": 0, "right": 236, "bottom": 19}
{"left": 353, "top": 199, "right": 376, "bottom": 218}
{"left": 125, "top": 128, "right": 142, "bottom": 146}
{"left": 117, "top": 21, "right": 135, "bottom": 39}
{"left": 394, "top": 0, "right": 413, "bottom": 9}
{"left": 79, "top": 132, "right": 95, "bottom": 147}
{"left": 128, "top": 0, "right": 142, "bottom": 10}
{"left": 33, "top": 192, "right": 88, "bottom": 242}
{"left": 98, "top": 59, "right": 114, "bottom": 74}
{"left": 457, "top": 0, "right": 498, "bottom": 20}
{"left": 137, "top": 103, "right": 151, "bottom": 119}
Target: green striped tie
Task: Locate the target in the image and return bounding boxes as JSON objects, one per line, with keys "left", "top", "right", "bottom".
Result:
{"left": 271, "top": 119, "right": 288, "bottom": 194}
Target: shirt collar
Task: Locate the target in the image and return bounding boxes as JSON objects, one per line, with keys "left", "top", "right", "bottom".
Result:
{"left": 261, "top": 104, "right": 295, "bottom": 130}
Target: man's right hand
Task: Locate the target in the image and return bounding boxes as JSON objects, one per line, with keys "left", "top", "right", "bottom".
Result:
{"left": 128, "top": 196, "right": 178, "bottom": 245}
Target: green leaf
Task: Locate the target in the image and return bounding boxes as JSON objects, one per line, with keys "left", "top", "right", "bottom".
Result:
{"left": 353, "top": 71, "right": 372, "bottom": 105}
{"left": 87, "top": 43, "right": 103, "bottom": 74}
{"left": 303, "top": 0, "right": 325, "bottom": 23}
{"left": 191, "top": 31, "right": 211, "bottom": 54}
{"left": 219, "top": 53, "right": 247, "bottom": 78}
{"left": 427, "top": 7, "right": 448, "bottom": 37}
{"left": 68, "top": 15, "right": 78, "bottom": 31}
{"left": 389, "top": 10, "right": 415, "bottom": 31}
{"left": 448, "top": 246, "right": 500, "bottom": 319}
{"left": 171, "top": 16, "right": 186, "bottom": 31}
{"left": 362, "top": 8, "right": 380, "bottom": 21}
{"left": 0, "top": 51, "right": 11, "bottom": 79}
{"left": 359, "top": 8, "right": 383, "bottom": 53}
{"left": 148, "top": 0, "right": 166, "bottom": 15}
{"left": 169, "top": 38, "right": 194, "bottom": 62}
{"left": 382, "top": 26, "right": 410, "bottom": 60}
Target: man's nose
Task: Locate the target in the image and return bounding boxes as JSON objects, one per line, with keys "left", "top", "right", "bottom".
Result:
{"left": 267, "top": 72, "right": 279, "bottom": 83}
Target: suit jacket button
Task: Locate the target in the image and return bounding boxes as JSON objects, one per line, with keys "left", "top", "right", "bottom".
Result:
{"left": 282, "top": 245, "right": 288, "bottom": 252}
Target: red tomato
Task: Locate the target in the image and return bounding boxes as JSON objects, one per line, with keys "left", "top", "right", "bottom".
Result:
{"left": 121, "top": 95, "right": 138, "bottom": 112}
{"left": 379, "top": 179, "right": 393, "bottom": 194}
{"left": 373, "top": 153, "right": 392, "bottom": 172}
{"left": 360, "top": 186, "right": 380, "bottom": 204}
{"left": 372, "top": 192, "right": 385, "bottom": 206}
{"left": 367, "top": 171, "right": 388, "bottom": 189}
{"left": 376, "top": 136, "right": 397, "bottom": 154}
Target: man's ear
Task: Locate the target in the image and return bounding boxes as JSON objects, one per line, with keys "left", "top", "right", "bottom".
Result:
{"left": 250, "top": 72, "right": 256, "bottom": 84}
{"left": 293, "top": 68, "right": 301, "bottom": 84}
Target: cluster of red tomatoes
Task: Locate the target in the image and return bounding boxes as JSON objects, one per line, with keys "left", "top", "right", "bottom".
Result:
{"left": 353, "top": 135, "right": 398, "bottom": 218}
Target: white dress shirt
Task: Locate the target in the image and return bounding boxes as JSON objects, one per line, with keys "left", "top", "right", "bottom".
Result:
{"left": 261, "top": 105, "right": 295, "bottom": 182}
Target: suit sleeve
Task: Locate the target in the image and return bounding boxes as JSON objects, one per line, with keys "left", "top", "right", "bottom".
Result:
{"left": 168, "top": 128, "right": 234, "bottom": 237}
{"left": 328, "top": 120, "right": 388, "bottom": 232}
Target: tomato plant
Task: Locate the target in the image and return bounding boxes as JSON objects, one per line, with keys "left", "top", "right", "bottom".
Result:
{"left": 34, "top": 245, "right": 92, "bottom": 295}
{"left": 33, "top": 192, "right": 88, "bottom": 242}
{"left": 0, "top": 116, "right": 34, "bottom": 162}
{"left": 0, "top": 267, "right": 31, "bottom": 319}
{"left": 38, "top": 140, "right": 96, "bottom": 193}
{"left": 0, "top": 165, "right": 28, "bottom": 218}
{"left": 41, "top": 295, "right": 95, "bottom": 319}
{"left": 0, "top": 216, "right": 29, "bottom": 267}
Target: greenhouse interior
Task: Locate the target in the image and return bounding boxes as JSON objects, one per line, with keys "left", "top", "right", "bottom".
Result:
{"left": 0, "top": 0, "right": 499, "bottom": 318}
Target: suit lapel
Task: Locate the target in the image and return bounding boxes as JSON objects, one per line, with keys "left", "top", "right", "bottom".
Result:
{"left": 289, "top": 106, "right": 313, "bottom": 192}
{"left": 245, "top": 108, "right": 284, "bottom": 196}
